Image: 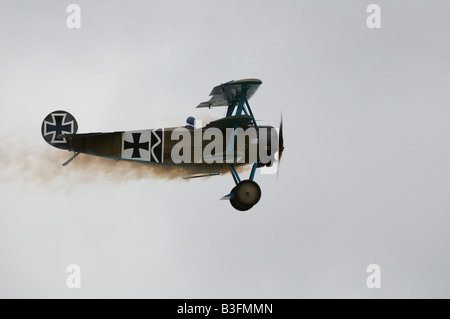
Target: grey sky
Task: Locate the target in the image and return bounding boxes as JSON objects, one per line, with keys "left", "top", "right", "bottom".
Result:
{"left": 0, "top": 0, "right": 449, "bottom": 298}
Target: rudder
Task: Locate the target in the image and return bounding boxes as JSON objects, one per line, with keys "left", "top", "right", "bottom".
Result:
{"left": 41, "top": 110, "right": 78, "bottom": 149}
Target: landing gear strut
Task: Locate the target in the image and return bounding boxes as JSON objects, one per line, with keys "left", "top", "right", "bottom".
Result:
{"left": 228, "top": 164, "right": 261, "bottom": 211}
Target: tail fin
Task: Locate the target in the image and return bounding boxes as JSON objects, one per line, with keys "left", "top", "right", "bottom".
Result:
{"left": 41, "top": 110, "right": 78, "bottom": 149}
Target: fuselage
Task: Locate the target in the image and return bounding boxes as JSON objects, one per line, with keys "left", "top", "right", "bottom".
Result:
{"left": 60, "top": 124, "right": 277, "bottom": 167}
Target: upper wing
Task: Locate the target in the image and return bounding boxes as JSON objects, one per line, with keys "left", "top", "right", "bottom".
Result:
{"left": 196, "top": 79, "right": 262, "bottom": 108}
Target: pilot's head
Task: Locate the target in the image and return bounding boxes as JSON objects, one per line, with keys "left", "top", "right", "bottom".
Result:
{"left": 186, "top": 116, "right": 195, "bottom": 128}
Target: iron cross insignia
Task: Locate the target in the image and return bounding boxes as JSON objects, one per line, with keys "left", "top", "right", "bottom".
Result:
{"left": 43, "top": 113, "right": 76, "bottom": 143}
{"left": 123, "top": 132, "right": 150, "bottom": 158}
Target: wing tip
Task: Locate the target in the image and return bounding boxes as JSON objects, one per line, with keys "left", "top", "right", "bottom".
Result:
{"left": 196, "top": 101, "right": 211, "bottom": 108}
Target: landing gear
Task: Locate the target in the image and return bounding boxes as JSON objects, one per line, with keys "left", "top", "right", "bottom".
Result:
{"left": 226, "top": 163, "right": 261, "bottom": 211}
{"left": 230, "top": 180, "right": 262, "bottom": 211}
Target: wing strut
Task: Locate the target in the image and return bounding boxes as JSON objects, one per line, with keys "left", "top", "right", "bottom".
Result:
{"left": 245, "top": 99, "right": 258, "bottom": 129}
{"left": 225, "top": 87, "right": 258, "bottom": 128}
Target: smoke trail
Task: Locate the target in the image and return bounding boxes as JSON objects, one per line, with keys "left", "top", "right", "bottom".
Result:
{"left": 0, "top": 139, "right": 249, "bottom": 190}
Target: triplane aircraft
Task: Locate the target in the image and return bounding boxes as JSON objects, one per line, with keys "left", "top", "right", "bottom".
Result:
{"left": 41, "top": 79, "right": 284, "bottom": 211}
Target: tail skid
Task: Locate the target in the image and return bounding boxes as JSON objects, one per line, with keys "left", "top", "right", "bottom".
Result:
{"left": 62, "top": 152, "right": 80, "bottom": 166}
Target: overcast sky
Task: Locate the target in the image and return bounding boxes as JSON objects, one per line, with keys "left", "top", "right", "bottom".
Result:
{"left": 0, "top": 0, "right": 449, "bottom": 298}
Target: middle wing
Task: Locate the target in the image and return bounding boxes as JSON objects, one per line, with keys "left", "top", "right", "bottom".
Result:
{"left": 205, "top": 115, "right": 253, "bottom": 130}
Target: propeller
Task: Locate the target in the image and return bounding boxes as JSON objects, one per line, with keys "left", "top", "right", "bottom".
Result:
{"left": 277, "top": 113, "right": 284, "bottom": 177}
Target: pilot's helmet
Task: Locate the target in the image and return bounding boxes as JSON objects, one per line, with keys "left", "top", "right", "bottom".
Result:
{"left": 186, "top": 116, "right": 195, "bottom": 126}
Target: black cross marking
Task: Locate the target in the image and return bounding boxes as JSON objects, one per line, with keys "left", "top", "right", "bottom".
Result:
{"left": 124, "top": 133, "right": 149, "bottom": 158}
{"left": 45, "top": 114, "right": 73, "bottom": 142}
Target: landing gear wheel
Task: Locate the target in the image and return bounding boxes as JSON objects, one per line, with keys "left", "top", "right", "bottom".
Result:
{"left": 230, "top": 187, "right": 253, "bottom": 211}
{"left": 229, "top": 180, "right": 262, "bottom": 211}
{"left": 235, "top": 180, "right": 261, "bottom": 207}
